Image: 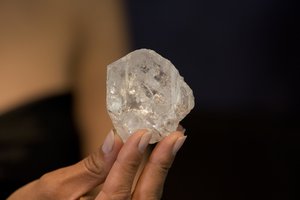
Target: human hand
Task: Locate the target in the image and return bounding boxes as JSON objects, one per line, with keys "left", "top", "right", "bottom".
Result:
{"left": 7, "top": 129, "right": 186, "bottom": 200}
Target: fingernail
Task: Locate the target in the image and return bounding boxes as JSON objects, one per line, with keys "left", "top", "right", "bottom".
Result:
{"left": 102, "top": 130, "right": 115, "bottom": 154}
{"left": 177, "top": 124, "right": 186, "bottom": 134}
{"left": 138, "top": 132, "right": 152, "bottom": 153}
{"left": 172, "top": 136, "right": 187, "bottom": 155}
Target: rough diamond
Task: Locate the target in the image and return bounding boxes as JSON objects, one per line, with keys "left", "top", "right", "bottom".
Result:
{"left": 106, "top": 49, "right": 194, "bottom": 143}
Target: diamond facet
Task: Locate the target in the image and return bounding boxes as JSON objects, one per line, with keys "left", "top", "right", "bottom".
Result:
{"left": 106, "top": 49, "right": 194, "bottom": 143}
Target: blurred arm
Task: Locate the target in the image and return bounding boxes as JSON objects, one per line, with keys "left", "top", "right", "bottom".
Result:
{"left": 73, "top": 0, "right": 130, "bottom": 156}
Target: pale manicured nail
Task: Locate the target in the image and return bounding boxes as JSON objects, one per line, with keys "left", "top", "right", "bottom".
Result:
{"left": 138, "top": 132, "right": 152, "bottom": 153}
{"left": 172, "top": 136, "right": 187, "bottom": 155}
{"left": 177, "top": 125, "right": 186, "bottom": 134}
{"left": 102, "top": 130, "right": 115, "bottom": 154}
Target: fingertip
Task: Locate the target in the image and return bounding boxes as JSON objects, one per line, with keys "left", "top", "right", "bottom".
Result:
{"left": 150, "top": 130, "right": 186, "bottom": 159}
{"left": 172, "top": 135, "right": 187, "bottom": 155}
{"left": 133, "top": 129, "right": 150, "bottom": 138}
{"left": 176, "top": 124, "right": 186, "bottom": 134}
{"left": 165, "top": 130, "right": 185, "bottom": 141}
{"left": 122, "top": 129, "right": 150, "bottom": 148}
{"left": 138, "top": 131, "right": 152, "bottom": 153}
{"left": 113, "top": 131, "right": 124, "bottom": 146}
{"left": 102, "top": 130, "right": 115, "bottom": 154}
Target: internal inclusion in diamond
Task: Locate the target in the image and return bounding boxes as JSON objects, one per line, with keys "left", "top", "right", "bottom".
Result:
{"left": 106, "top": 49, "right": 195, "bottom": 143}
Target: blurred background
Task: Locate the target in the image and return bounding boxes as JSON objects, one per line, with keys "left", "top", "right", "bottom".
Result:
{"left": 127, "top": 0, "right": 300, "bottom": 199}
{"left": 1, "top": 0, "right": 300, "bottom": 199}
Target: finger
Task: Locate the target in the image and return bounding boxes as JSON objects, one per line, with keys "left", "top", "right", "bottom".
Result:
{"left": 96, "top": 130, "right": 152, "bottom": 200}
{"left": 176, "top": 124, "right": 186, "bottom": 133}
{"left": 36, "top": 130, "right": 123, "bottom": 200}
{"left": 132, "top": 131, "right": 186, "bottom": 199}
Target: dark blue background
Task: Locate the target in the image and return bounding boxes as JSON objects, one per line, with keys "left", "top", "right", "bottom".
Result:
{"left": 128, "top": 0, "right": 299, "bottom": 112}
{"left": 128, "top": 1, "right": 300, "bottom": 199}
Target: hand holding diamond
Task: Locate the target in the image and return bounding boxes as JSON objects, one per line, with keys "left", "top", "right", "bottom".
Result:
{"left": 8, "top": 49, "right": 193, "bottom": 199}
{"left": 8, "top": 129, "right": 186, "bottom": 200}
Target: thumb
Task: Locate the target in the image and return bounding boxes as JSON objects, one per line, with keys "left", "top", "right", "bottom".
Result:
{"left": 36, "top": 130, "right": 123, "bottom": 199}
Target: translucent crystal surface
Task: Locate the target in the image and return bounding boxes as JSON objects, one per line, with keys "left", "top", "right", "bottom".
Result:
{"left": 106, "top": 49, "right": 194, "bottom": 143}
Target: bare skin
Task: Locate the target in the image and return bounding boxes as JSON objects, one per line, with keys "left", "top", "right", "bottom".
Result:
{"left": 7, "top": 130, "right": 186, "bottom": 200}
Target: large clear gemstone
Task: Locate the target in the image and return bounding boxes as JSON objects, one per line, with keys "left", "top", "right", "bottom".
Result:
{"left": 106, "top": 49, "right": 194, "bottom": 143}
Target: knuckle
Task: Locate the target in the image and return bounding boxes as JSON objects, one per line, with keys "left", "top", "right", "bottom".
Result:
{"left": 159, "top": 161, "right": 171, "bottom": 174}
{"left": 116, "top": 156, "right": 141, "bottom": 174}
{"left": 111, "top": 190, "right": 132, "bottom": 200}
{"left": 151, "top": 159, "right": 172, "bottom": 175}
{"left": 83, "top": 151, "right": 105, "bottom": 177}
